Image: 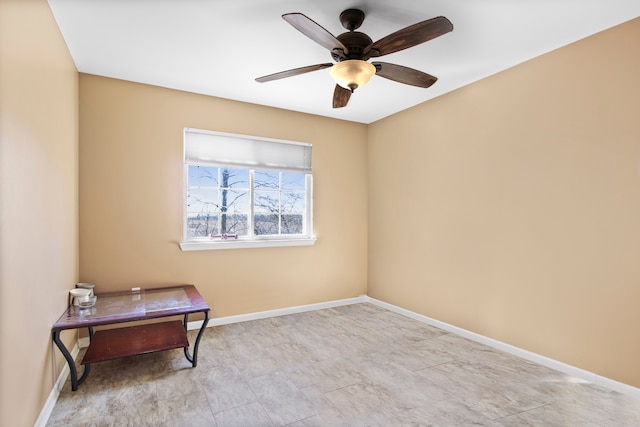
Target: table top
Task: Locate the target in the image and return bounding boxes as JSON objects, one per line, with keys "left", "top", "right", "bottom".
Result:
{"left": 52, "top": 284, "right": 210, "bottom": 331}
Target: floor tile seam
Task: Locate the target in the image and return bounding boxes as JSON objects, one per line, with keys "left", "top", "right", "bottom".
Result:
{"left": 260, "top": 335, "right": 310, "bottom": 349}
{"left": 297, "top": 382, "right": 355, "bottom": 418}
{"left": 322, "top": 378, "right": 400, "bottom": 401}
{"left": 310, "top": 375, "right": 368, "bottom": 395}
{"left": 492, "top": 402, "right": 597, "bottom": 424}
{"left": 411, "top": 360, "right": 461, "bottom": 377}
{"left": 205, "top": 386, "right": 263, "bottom": 419}
{"left": 246, "top": 378, "right": 320, "bottom": 427}
{"left": 426, "top": 331, "right": 453, "bottom": 342}
{"left": 460, "top": 386, "right": 554, "bottom": 415}
{"left": 403, "top": 396, "right": 496, "bottom": 422}
{"left": 414, "top": 359, "right": 473, "bottom": 377}
{"left": 258, "top": 398, "right": 316, "bottom": 427}
{"left": 216, "top": 356, "right": 266, "bottom": 385}
{"left": 374, "top": 337, "right": 449, "bottom": 356}
{"left": 313, "top": 326, "right": 356, "bottom": 338}
{"left": 238, "top": 367, "right": 285, "bottom": 382}
{"left": 317, "top": 387, "right": 382, "bottom": 421}
{"left": 281, "top": 414, "right": 319, "bottom": 426}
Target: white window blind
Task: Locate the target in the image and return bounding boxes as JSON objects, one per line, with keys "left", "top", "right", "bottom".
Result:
{"left": 184, "top": 128, "right": 312, "bottom": 173}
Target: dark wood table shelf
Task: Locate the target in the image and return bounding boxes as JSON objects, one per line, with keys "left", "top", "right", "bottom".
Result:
{"left": 52, "top": 284, "right": 210, "bottom": 391}
{"left": 81, "top": 320, "right": 189, "bottom": 364}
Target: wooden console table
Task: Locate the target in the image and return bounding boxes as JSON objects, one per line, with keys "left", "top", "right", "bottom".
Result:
{"left": 51, "top": 284, "right": 210, "bottom": 391}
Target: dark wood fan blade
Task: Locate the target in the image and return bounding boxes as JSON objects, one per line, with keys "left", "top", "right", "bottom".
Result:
{"left": 283, "top": 13, "right": 348, "bottom": 56}
{"left": 255, "top": 63, "right": 333, "bottom": 83}
{"left": 333, "top": 84, "right": 352, "bottom": 108}
{"left": 365, "top": 16, "right": 453, "bottom": 58}
{"left": 372, "top": 62, "right": 437, "bottom": 88}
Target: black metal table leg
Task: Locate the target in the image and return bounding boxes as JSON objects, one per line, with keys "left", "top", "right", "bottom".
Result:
{"left": 183, "top": 310, "right": 209, "bottom": 367}
{"left": 52, "top": 328, "right": 92, "bottom": 391}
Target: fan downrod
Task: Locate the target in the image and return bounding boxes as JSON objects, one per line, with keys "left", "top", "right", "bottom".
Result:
{"left": 339, "top": 9, "right": 365, "bottom": 31}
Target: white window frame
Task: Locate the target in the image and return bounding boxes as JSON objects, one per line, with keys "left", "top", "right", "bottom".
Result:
{"left": 180, "top": 128, "right": 316, "bottom": 251}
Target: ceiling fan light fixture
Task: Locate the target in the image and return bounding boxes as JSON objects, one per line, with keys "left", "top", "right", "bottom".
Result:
{"left": 330, "top": 60, "right": 376, "bottom": 92}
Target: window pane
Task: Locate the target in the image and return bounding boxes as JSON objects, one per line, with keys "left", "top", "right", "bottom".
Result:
{"left": 220, "top": 190, "right": 249, "bottom": 214}
{"left": 220, "top": 168, "right": 249, "bottom": 189}
{"left": 254, "top": 214, "right": 279, "bottom": 235}
{"left": 254, "top": 191, "right": 279, "bottom": 214}
{"left": 281, "top": 215, "right": 304, "bottom": 234}
{"left": 281, "top": 172, "right": 305, "bottom": 190}
{"left": 281, "top": 192, "right": 305, "bottom": 213}
{"left": 254, "top": 170, "right": 279, "bottom": 190}
{"left": 219, "top": 214, "right": 249, "bottom": 236}
{"left": 186, "top": 213, "right": 219, "bottom": 238}
{"left": 186, "top": 188, "right": 218, "bottom": 214}
{"left": 188, "top": 165, "right": 218, "bottom": 187}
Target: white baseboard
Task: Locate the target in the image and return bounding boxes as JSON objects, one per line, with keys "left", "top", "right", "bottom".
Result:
{"left": 204, "top": 296, "right": 367, "bottom": 327}
{"left": 364, "top": 296, "right": 640, "bottom": 399}
{"left": 34, "top": 341, "right": 81, "bottom": 427}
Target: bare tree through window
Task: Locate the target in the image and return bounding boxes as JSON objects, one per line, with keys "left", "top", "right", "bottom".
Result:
{"left": 186, "top": 166, "right": 249, "bottom": 238}
{"left": 254, "top": 171, "right": 305, "bottom": 235}
{"left": 187, "top": 166, "right": 306, "bottom": 239}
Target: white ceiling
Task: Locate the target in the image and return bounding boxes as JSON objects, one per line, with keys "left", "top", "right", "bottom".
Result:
{"left": 48, "top": 0, "right": 639, "bottom": 124}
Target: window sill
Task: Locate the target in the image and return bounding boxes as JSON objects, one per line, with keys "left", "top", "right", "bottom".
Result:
{"left": 179, "top": 238, "right": 317, "bottom": 251}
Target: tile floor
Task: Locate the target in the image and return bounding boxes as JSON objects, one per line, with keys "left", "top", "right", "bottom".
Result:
{"left": 47, "top": 303, "right": 640, "bottom": 426}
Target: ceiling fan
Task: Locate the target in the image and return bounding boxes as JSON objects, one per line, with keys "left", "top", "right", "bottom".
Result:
{"left": 255, "top": 9, "right": 453, "bottom": 108}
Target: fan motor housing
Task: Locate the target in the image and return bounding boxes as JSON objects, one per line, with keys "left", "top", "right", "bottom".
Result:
{"left": 333, "top": 31, "right": 373, "bottom": 61}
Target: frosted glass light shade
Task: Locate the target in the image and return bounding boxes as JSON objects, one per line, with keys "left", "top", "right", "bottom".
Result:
{"left": 330, "top": 60, "right": 376, "bottom": 92}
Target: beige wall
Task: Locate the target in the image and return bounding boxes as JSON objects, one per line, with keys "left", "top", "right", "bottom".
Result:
{"left": 0, "top": 0, "right": 79, "bottom": 425}
{"left": 78, "top": 75, "right": 368, "bottom": 317}
{"left": 368, "top": 18, "right": 640, "bottom": 387}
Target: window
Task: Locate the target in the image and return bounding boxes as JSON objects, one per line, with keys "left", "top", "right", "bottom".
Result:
{"left": 180, "top": 128, "right": 314, "bottom": 251}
